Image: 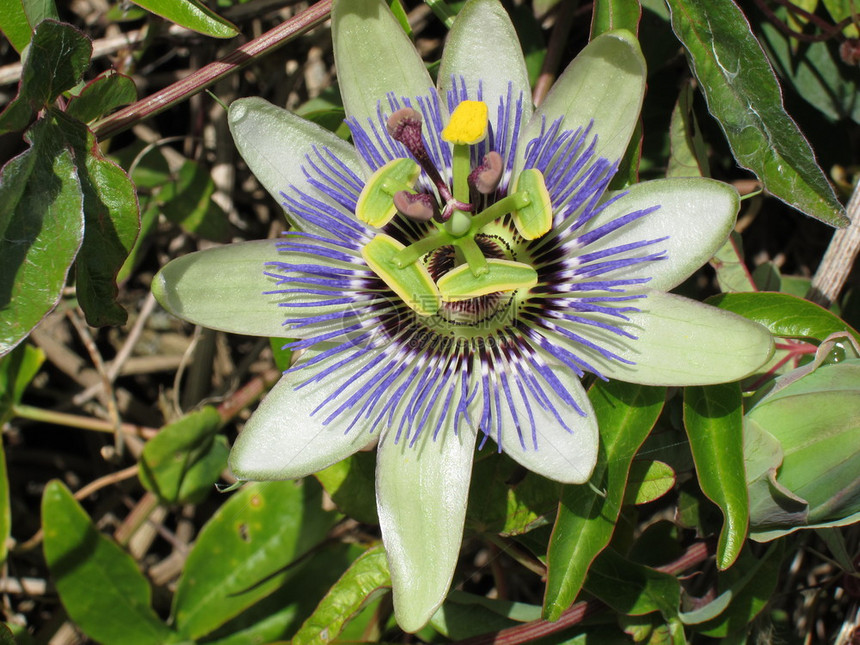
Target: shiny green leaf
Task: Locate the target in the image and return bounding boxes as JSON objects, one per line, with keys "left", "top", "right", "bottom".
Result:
{"left": 544, "top": 380, "right": 665, "bottom": 620}
{"left": 708, "top": 291, "right": 860, "bottom": 342}
{"left": 291, "top": 545, "right": 390, "bottom": 645}
{"left": 138, "top": 406, "right": 227, "bottom": 505}
{"left": 41, "top": 480, "right": 176, "bottom": 645}
{"left": 172, "top": 479, "right": 337, "bottom": 639}
{"left": 623, "top": 460, "right": 676, "bottom": 506}
{"left": 665, "top": 0, "right": 847, "bottom": 227}
{"left": 65, "top": 70, "right": 137, "bottom": 124}
{"left": 0, "top": 119, "right": 84, "bottom": 357}
{"left": 683, "top": 383, "right": 748, "bottom": 569}
{"left": 131, "top": 0, "right": 237, "bottom": 37}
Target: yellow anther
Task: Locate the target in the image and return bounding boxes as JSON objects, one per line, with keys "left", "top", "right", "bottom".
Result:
{"left": 441, "top": 100, "right": 489, "bottom": 145}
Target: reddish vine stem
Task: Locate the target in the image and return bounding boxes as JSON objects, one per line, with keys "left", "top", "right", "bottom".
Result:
{"left": 91, "top": 0, "right": 332, "bottom": 140}
{"left": 452, "top": 541, "right": 712, "bottom": 645}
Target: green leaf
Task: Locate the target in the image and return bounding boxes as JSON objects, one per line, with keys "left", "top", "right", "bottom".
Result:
{"left": 585, "top": 548, "right": 681, "bottom": 618}
{"left": 172, "top": 479, "right": 337, "bottom": 639}
{"left": 683, "top": 383, "right": 748, "bottom": 569}
{"left": 0, "top": 119, "right": 85, "bottom": 357}
{"left": 315, "top": 450, "right": 378, "bottom": 525}
{"left": 65, "top": 70, "right": 137, "bottom": 124}
{"left": 131, "top": 0, "right": 238, "bottom": 38}
{"left": 0, "top": 344, "right": 44, "bottom": 425}
{"left": 710, "top": 232, "right": 756, "bottom": 294}
{"left": 52, "top": 116, "right": 140, "bottom": 327}
{"left": 159, "top": 159, "right": 230, "bottom": 242}
{"left": 591, "top": 0, "right": 642, "bottom": 38}
{"left": 623, "top": 460, "right": 676, "bottom": 506}
{"left": 291, "top": 545, "right": 391, "bottom": 645}
{"left": 544, "top": 380, "right": 666, "bottom": 620}
{"left": 666, "top": 83, "right": 709, "bottom": 178}
{"left": 707, "top": 291, "right": 860, "bottom": 342}
{"left": 41, "top": 480, "right": 176, "bottom": 645}
{"left": 665, "top": 0, "right": 847, "bottom": 227}
{"left": 0, "top": 438, "right": 9, "bottom": 566}
{"left": 684, "top": 543, "right": 783, "bottom": 637}
{"left": 467, "top": 453, "right": 561, "bottom": 536}
{"left": 0, "top": 20, "right": 91, "bottom": 133}
{"left": 138, "top": 406, "right": 227, "bottom": 504}
{"left": 821, "top": 0, "right": 860, "bottom": 37}
{"left": 0, "top": 0, "right": 34, "bottom": 53}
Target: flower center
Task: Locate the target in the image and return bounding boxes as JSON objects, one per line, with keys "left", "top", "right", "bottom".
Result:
{"left": 356, "top": 100, "right": 554, "bottom": 318}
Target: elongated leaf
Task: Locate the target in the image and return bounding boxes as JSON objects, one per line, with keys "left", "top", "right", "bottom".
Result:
{"left": 0, "top": 344, "right": 44, "bottom": 425}
{"left": 665, "top": 0, "right": 847, "bottom": 227}
{"left": 131, "top": 0, "right": 237, "bottom": 37}
{"left": 591, "top": 0, "right": 642, "bottom": 38}
{"left": 291, "top": 545, "right": 390, "bottom": 645}
{"left": 585, "top": 548, "right": 681, "bottom": 618}
{"left": 41, "top": 481, "right": 176, "bottom": 645}
{"left": 172, "top": 480, "right": 337, "bottom": 639}
{"left": 0, "top": 119, "right": 85, "bottom": 357}
{"left": 65, "top": 70, "right": 137, "bottom": 124}
{"left": 708, "top": 292, "right": 860, "bottom": 342}
{"left": 710, "top": 233, "right": 756, "bottom": 294}
{"left": 138, "top": 406, "right": 227, "bottom": 504}
{"left": 544, "top": 380, "right": 666, "bottom": 620}
{"left": 683, "top": 383, "right": 748, "bottom": 569}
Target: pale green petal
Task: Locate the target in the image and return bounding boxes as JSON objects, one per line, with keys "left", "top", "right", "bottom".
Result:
{"left": 557, "top": 291, "right": 774, "bottom": 386}
{"left": 229, "top": 351, "right": 380, "bottom": 480}
{"left": 228, "top": 97, "right": 364, "bottom": 234}
{"left": 583, "top": 178, "right": 740, "bottom": 291}
{"left": 438, "top": 0, "right": 532, "bottom": 145}
{"left": 152, "top": 241, "right": 286, "bottom": 337}
{"left": 332, "top": 0, "right": 433, "bottom": 126}
{"left": 499, "top": 360, "right": 597, "bottom": 484}
{"left": 514, "top": 30, "right": 645, "bottom": 174}
{"left": 376, "top": 426, "right": 477, "bottom": 633}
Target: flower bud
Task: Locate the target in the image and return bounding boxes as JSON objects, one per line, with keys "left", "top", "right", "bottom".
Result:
{"left": 745, "top": 334, "right": 860, "bottom": 542}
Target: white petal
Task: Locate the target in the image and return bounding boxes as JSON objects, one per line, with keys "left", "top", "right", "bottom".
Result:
{"left": 229, "top": 350, "right": 381, "bottom": 480}
{"left": 514, "top": 30, "right": 645, "bottom": 173}
{"left": 498, "top": 358, "right": 598, "bottom": 484}
{"left": 228, "top": 97, "right": 365, "bottom": 234}
{"left": 555, "top": 290, "right": 774, "bottom": 386}
{"left": 581, "top": 178, "right": 740, "bottom": 291}
{"left": 438, "top": 0, "right": 533, "bottom": 146}
{"left": 152, "top": 241, "right": 286, "bottom": 337}
{"left": 376, "top": 425, "right": 477, "bottom": 633}
{"left": 332, "top": 0, "right": 434, "bottom": 126}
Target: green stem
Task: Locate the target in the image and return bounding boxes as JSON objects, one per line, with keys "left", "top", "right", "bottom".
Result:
{"left": 470, "top": 191, "right": 531, "bottom": 232}
{"left": 92, "top": 0, "right": 332, "bottom": 140}
{"left": 425, "top": 0, "right": 457, "bottom": 28}
{"left": 456, "top": 237, "right": 489, "bottom": 276}
{"left": 451, "top": 143, "right": 471, "bottom": 204}
{"left": 393, "top": 230, "right": 454, "bottom": 267}
{"left": 13, "top": 404, "right": 158, "bottom": 439}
